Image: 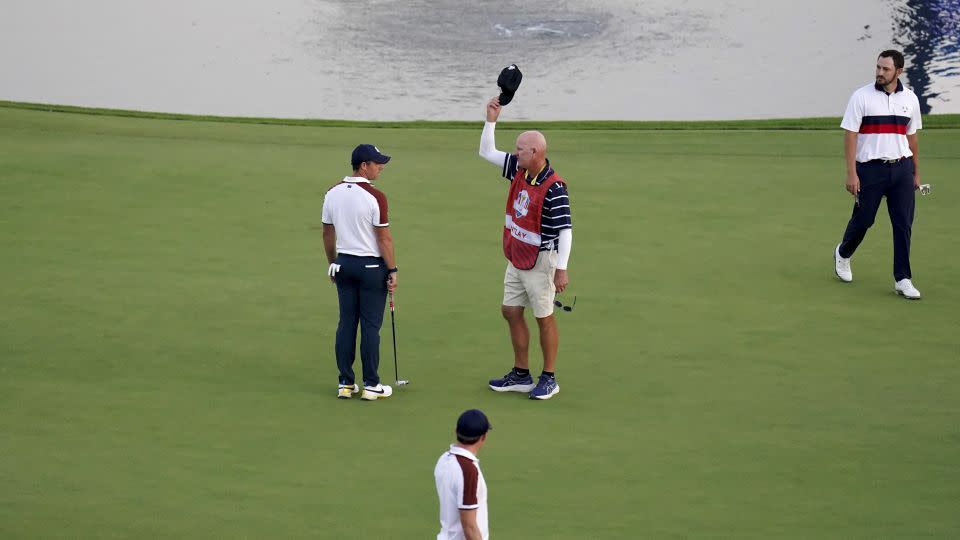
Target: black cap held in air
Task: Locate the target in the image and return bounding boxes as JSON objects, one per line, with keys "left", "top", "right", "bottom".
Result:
{"left": 497, "top": 64, "right": 522, "bottom": 106}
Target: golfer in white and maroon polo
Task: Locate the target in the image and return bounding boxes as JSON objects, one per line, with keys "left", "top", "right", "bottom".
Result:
{"left": 435, "top": 409, "right": 492, "bottom": 540}
{"left": 322, "top": 144, "right": 399, "bottom": 400}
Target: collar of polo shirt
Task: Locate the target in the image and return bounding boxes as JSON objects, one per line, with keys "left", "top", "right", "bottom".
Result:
{"left": 343, "top": 175, "right": 371, "bottom": 183}
{"left": 874, "top": 79, "right": 904, "bottom": 95}
{"left": 524, "top": 159, "right": 551, "bottom": 186}
{"left": 449, "top": 444, "right": 479, "bottom": 462}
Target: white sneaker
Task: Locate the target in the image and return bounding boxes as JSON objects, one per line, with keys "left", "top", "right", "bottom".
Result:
{"left": 337, "top": 384, "right": 360, "bottom": 399}
{"left": 834, "top": 244, "right": 852, "bottom": 282}
{"left": 894, "top": 279, "right": 921, "bottom": 300}
{"left": 361, "top": 384, "right": 393, "bottom": 400}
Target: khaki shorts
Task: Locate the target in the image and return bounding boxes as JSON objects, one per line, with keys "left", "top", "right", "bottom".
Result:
{"left": 503, "top": 250, "right": 558, "bottom": 318}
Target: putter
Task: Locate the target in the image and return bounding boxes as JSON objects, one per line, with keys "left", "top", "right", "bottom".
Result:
{"left": 389, "top": 291, "right": 409, "bottom": 386}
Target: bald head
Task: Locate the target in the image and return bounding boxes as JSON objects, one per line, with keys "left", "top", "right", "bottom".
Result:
{"left": 515, "top": 130, "right": 548, "bottom": 171}
{"left": 517, "top": 131, "right": 547, "bottom": 154}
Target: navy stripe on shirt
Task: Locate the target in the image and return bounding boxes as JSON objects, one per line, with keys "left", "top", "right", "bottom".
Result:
{"left": 861, "top": 115, "right": 910, "bottom": 126}
{"left": 502, "top": 154, "right": 572, "bottom": 250}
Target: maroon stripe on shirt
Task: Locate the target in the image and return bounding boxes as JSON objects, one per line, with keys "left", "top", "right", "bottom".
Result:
{"left": 454, "top": 454, "right": 479, "bottom": 506}
{"left": 357, "top": 182, "right": 389, "bottom": 226}
{"left": 859, "top": 124, "right": 908, "bottom": 135}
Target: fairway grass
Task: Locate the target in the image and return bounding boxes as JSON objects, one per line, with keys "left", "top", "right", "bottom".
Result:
{"left": 1, "top": 106, "right": 958, "bottom": 538}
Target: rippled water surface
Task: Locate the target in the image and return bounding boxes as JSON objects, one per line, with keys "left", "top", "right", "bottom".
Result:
{"left": 892, "top": 0, "right": 960, "bottom": 113}
{"left": 1, "top": 0, "right": 956, "bottom": 120}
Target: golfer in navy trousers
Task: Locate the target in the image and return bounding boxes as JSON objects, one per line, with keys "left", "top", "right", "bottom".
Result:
{"left": 322, "top": 144, "right": 399, "bottom": 400}
{"left": 834, "top": 49, "right": 924, "bottom": 299}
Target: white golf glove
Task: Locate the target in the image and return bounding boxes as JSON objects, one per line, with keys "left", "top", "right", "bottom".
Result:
{"left": 327, "top": 263, "right": 341, "bottom": 278}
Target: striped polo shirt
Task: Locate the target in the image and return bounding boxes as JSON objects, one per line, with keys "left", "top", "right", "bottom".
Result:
{"left": 841, "top": 80, "right": 922, "bottom": 163}
{"left": 501, "top": 155, "right": 572, "bottom": 251}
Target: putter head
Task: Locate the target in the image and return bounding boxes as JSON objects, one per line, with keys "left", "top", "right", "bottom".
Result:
{"left": 395, "top": 379, "right": 410, "bottom": 386}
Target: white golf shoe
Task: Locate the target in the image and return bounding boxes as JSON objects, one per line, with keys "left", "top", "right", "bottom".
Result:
{"left": 337, "top": 384, "right": 360, "bottom": 399}
{"left": 894, "top": 279, "right": 921, "bottom": 300}
{"left": 834, "top": 244, "right": 852, "bottom": 282}
{"left": 361, "top": 384, "right": 393, "bottom": 400}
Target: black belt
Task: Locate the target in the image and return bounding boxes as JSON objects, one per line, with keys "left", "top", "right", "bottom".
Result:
{"left": 865, "top": 157, "right": 906, "bottom": 164}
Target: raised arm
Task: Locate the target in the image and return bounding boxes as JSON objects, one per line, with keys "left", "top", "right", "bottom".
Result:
{"left": 479, "top": 97, "right": 509, "bottom": 166}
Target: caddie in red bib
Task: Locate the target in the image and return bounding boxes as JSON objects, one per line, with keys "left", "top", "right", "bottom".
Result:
{"left": 478, "top": 93, "right": 574, "bottom": 401}
{"left": 503, "top": 166, "right": 563, "bottom": 270}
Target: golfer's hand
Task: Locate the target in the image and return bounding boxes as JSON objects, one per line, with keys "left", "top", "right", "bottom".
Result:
{"left": 845, "top": 173, "right": 860, "bottom": 198}
{"left": 913, "top": 174, "right": 922, "bottom": 191}
{"left": 486, "top": 97, "right": 502, "bottom": 122}
{"left": 327, "top": 263, "right": 340, "bottom": 283}
{"left": 387, "top": 272, "right": 398, "bottom": 293}
{"left": 553, "top": 269, "right": 569, "bottom": 294}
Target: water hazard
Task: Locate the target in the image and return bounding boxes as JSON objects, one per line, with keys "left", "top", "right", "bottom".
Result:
{"left": 0, "top": 0, "right": 957, "bottom": 120}
{"left": 893, "top": 0, "right": 960, "bottom": 113}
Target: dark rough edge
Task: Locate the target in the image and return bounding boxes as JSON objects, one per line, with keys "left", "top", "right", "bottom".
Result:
{"left": 2, "top": 100, "right": 959, "bottom": 130}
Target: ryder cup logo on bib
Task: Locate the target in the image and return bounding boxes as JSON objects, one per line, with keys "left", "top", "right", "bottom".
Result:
{"left": 513, "top": 190, "right": 530, "bottom": 218}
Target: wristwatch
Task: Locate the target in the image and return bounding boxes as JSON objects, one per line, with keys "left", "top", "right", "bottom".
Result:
{"left": 388, "top": 267, "right": 398, "bottom": 274}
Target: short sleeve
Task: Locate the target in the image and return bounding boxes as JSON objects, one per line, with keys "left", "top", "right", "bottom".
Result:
{"left": 503, "top": 154, "right": 519, "bottom": 181}
{"left": 454, "top": 455, "right": 479, "bottom": 509}
{"left": 373, "top": 194, "right": 388, "bottom": 227}
{"left": 358, "top": 184, "right": 389, "bottom": 227}
{"left": 321, "top": 197, "right": 332, "bottom": 225}
{"left": 907, "top": 94, "right": 922, "bottom": 135}
{"left": 840, "top": 91, "right": 863, "bottom": 132}
{"left": 543, "top": 182, "right": 572, "bottom": 230}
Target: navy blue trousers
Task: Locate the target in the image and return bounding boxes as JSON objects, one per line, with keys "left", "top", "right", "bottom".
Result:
{"left": 334, "top": 254, "right": 388, "bottom": 387}
{"left": 838, "top": 159, "right": 915, "bottom": 281}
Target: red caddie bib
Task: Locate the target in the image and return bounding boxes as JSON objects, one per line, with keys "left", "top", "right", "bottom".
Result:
{"left": 503, "top": 169, "right": 562, "bottom": 270}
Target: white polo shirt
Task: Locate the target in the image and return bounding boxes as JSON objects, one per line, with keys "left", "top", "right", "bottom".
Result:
{"left": 841, "top": 80, "right": 922, "bottom": 163}
{"left": 321, "top": 177, "right": 389, "bottom": 257}
{"left": 434, "top": 445, "right": 488, "bottom": 540}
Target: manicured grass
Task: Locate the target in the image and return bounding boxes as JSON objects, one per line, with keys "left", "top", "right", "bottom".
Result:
{"left": 1, "top": 106, "right": 958, "bottom": 538}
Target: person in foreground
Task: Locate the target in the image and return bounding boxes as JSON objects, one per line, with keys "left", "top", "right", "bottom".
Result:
{"left": 322, "top": 144, "right": 399, "bottom": 400}
{"left": 478, "top": 97, "right": 573, "bottom": 400}
{"left": 434, "top": 409, "right": 492, "bottom": 540}
{"left": 834, "top": 49, "right": 923, "bottom": 299}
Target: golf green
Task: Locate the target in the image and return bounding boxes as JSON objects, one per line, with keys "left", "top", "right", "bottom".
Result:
{"left": 2, "top": 106, "right": 958, "bottom": 538}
